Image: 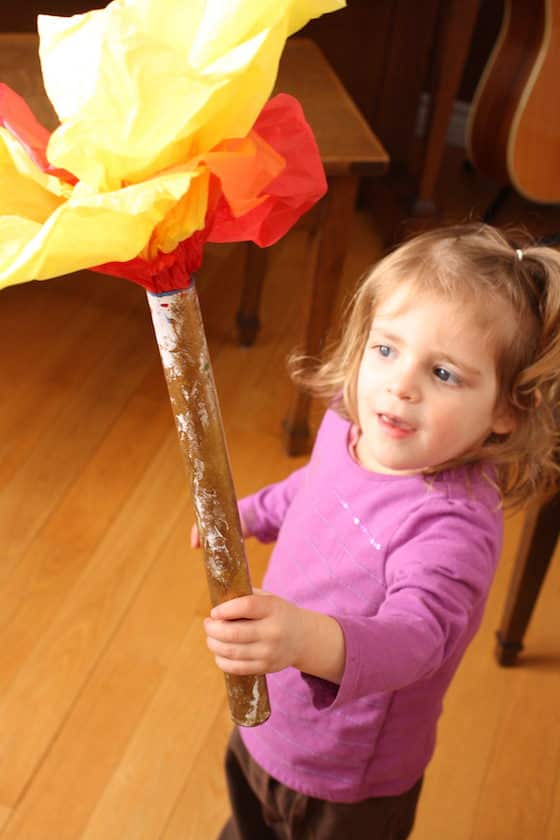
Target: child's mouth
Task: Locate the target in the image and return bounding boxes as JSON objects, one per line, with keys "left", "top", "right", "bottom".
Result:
{"left": 378, "top": 413, "right": 415, "bottom": 437}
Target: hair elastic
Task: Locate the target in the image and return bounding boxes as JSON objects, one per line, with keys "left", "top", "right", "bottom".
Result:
{"left": 515, "top": 248, "right": 524, "bottom": 261}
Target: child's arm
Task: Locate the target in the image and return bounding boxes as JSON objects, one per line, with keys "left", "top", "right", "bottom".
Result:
{"left": 204, "top": 497, "right": 501, "bottom": 697}
{"left": 204, "top": 590, "right": 346, "bottom": 684}
{"left": 238, "top": 464, "right": 310, "bottom": 543}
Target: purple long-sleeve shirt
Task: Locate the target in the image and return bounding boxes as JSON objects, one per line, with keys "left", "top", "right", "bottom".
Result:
{"left": 239, "top": 409, "right": 503, "bottom": 802}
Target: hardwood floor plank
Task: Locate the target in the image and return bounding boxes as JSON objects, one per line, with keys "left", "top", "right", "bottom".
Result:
{"left": 0, "top": 297, "right": 155, "bottom": 566}
{"left": 0, "top": 287, "right": 106, "bottom": 485}
{"left": 0, "top": 437, "right": 187, "bottom": 806}
{"left": 471, "top": 671, "right": 560, "bottom": 839}
{"left": 161, "top": 704, "right": 231, "bottom": 840}
{"left": 0, "top": 274, "right": 143, "bottom": 467}
{"left": 0, "top": 362, "right": 172, "bottom": 694}
{"left": 469, "top": 551, "right": 560, "bottom": 840}
{"left": 0, "top": 273, "right": 109, "bottom": 382}
{"left": 546, "top": 768, "right": 560, "bottom": 840}
{"left": 0, "top": 517, "right": 210, "bottom": 840}
{"left": 80, "top": 622, "right": 226, "bottom": 840}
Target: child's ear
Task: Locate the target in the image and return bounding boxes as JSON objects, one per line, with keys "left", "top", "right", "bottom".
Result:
{"left": 491, "top": 405, "right": 515, "bottom": 436}
{"left": 492, "top": 386, "right": 541, "bottom": 435}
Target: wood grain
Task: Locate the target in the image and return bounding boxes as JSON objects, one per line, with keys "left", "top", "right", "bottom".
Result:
{"left": 509, "top": 1, "right": 560, "bottom": 202}
{"left": 467, "top": 0, "right": 560, "bottom": 203}
{"left": 466, "top": 0, "right": 544, "bottom": 188}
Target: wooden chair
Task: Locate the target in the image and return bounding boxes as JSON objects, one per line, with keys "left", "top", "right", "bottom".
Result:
{"left": 236, "top": 38, "right": 389, "bottom": 454}
{"left": 495, "top": 491, "right": 560, "bottom": 665}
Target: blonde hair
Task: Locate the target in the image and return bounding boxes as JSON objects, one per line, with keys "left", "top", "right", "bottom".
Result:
{"left": 291, "top": 223, "right": 560, "bottom": 509}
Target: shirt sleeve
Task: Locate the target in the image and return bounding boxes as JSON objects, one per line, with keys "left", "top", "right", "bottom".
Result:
{"left": 303, "top": 496, "right": 502, "bottom": 708}
{"left": 238, "top": 464, "right": 309, "bottom": 543}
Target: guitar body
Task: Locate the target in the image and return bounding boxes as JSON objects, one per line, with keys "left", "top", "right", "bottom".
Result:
{"left": 467, "top": 0, "right": 560, "bottom": 204}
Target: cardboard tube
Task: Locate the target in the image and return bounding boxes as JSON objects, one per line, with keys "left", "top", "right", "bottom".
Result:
{"left": 147, "top": 283, "right": 270, "bottom": 727}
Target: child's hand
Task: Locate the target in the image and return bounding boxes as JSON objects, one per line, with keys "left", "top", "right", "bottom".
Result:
{"left": 204, "top": 589, "right": 306, "bottom": 676}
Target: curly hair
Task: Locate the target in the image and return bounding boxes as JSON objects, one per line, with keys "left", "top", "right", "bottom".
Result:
{"left": 290, "top": 223, "right": 560, "bottom": 509}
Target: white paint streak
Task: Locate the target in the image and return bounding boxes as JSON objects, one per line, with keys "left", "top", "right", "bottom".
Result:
{"left": 190, "top": 479, "right": 237, "bottom": 585}
{"left": 147, "top": 294, "right": 183, "bottom": 379}
{"left": 197, "top": 400, "right": 210, "bottom": 428}
{"left": 229, "top": 677, "right": 263, "bottom": 726}
{"left": 176, "top": 412, "right": 189, "bottom": 437}
{"left": 244, "top": 678, "right": 261, "bottom": 725}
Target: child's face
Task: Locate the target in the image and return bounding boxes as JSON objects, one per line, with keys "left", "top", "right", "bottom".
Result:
{"left": 355, "top": 286, "right": 513, "bottom": 474}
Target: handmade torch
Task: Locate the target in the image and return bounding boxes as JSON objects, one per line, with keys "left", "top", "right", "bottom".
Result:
{"left": 0, "top": 0, "right": 345, "bottom": 725}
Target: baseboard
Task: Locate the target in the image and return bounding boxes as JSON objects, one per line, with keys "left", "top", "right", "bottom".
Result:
{"left": 415, "top": 92, "right": 470, "bottom": 149}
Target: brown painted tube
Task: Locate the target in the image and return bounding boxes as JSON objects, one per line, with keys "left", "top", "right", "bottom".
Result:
{"left": 147, "top": 283, "right": 271, "bottom": 727}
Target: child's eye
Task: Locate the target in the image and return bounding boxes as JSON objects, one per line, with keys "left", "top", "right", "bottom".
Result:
{"left": 434, "top": 366, "right": 460, "bottom": 385}
{"left": 375, "top": 344, "right": 393, "bottom": 358}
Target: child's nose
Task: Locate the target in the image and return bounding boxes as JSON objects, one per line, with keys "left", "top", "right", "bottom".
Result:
{"left": 386, "top": 365, "right": 420, "bottom": 401}
{"left": 387, "top": 383, "right": 418, "bottom": 401}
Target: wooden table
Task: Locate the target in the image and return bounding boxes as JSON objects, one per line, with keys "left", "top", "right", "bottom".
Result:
{"left": 237, "top": 37, "right": 389, "bottom": 453}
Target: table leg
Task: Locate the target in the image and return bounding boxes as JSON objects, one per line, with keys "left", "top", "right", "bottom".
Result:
{"left": 495, "top": 492, "right": 560, "bottom": 666}
{"left": 236, "top": 245, "right": 268, "bottom": 347}
{"left": 283, "top": 176, "right": 358, "bottom": 455}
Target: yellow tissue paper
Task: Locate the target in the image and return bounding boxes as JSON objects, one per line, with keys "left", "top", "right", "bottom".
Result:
{"left": 0, "top": 0, "right": 345, "bottom": 290}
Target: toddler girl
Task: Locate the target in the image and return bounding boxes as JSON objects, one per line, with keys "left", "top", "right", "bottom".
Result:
{"left": 196, "top": 223, "right": 560, "bottom": 839}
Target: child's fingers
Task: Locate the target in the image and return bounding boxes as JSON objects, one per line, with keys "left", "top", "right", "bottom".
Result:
{"left": 210, "top": 593, "right": 271, "bottom": 621}
{"left": 190, "top": 523, "right": 200, "bottom": 549}
{"left": 206, "top": 634, "right": 262, "bottom": 660}
{"left": 204, "top": 618, "right": 267, "bottom": 673}
{"left": 204, "top": 623, "right": 269, "bottom": 671}
{"left": 212, "top": 655, "right": 264, "bottom": 676}
{"left": 204, "top": 617, "right": 260, "bottom": 644}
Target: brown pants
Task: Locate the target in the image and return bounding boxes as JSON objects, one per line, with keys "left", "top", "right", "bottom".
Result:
{"left": 218, "top": 729, "right": 423, "bottom": 840}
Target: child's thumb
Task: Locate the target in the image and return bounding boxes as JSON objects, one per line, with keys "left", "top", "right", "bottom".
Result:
{"left": 190, "top": 523, "right": 201, "bottom": 549}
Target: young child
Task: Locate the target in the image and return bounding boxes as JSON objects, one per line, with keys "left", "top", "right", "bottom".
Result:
{"left": 195, "top": 223, "right": 560, "bottom": 839}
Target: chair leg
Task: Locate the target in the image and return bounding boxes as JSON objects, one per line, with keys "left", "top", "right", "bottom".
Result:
{"left": 495, "top": 491, "right": 560, "bottom": 666}
{"left": 236, "top": 245, "right": 268, "bottom": 347}
{"left": 412, "top": 0, "right": 482, "bottom": 214}
{"left": 537, "top": 233, "right": 560, "bottom": 246}
{"left": 283, "top": 177, "right": 358, "bottom": 455}
{"left": 482, "top": 185, "right": 512, "bottom": 223}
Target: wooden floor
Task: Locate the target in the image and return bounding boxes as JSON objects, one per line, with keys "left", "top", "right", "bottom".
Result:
{"left": 1, "top": 147, "right": 560, "bottom": 839}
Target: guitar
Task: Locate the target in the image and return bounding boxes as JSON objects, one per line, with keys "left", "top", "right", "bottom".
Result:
{"left": 466, "top": 0, "right": 560, "bottom": 204}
